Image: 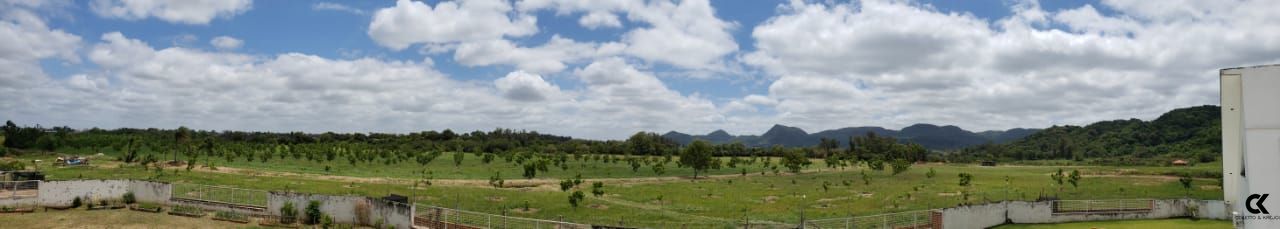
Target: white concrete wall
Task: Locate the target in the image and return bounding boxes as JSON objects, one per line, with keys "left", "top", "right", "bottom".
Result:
{"left": 940, "top": 203, "right": 1007, "bottom": 229}
{"left": 0, "top": 197, "right": 37, "bottom": 207}
{"left": 126, "top": 180, "right": 171, "bottom": 204}
{"left": 940, "top": 199, "right": 1228, "bottom": 229}
{"left": 268, "top": 192, "right": 413, "bottom": 229}
{"left": 38, "top": 180, "right": 131, "bottom": 206}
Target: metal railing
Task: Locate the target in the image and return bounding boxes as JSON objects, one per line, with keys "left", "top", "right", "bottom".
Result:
{"left": 0, "top": 180, "right": 39, "bottom": 199}
{"left": 1052, "top": 199, "right": 1154, "bottom": 213}
{"left": 172, "top": 183, "right": 269, "bottom": 207}
{"left": 415, "top": 204, "right": 590, "bottom": 229}
{"left": 805, "top": 210, "right": 938, "bottom": 229}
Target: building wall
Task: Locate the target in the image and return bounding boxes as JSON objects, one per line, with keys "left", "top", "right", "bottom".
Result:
{"left": 126, "top": 180, "right": 171, "bottom": 204}
{"left": 940, "top": 202, "right": 1007, "bottom": 229}
{"left": 37, "top": 180, "right": 130, "bottom": 206}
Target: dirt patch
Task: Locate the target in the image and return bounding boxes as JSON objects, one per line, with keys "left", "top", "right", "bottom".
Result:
{"left": 1200, "top": 185, "right": 1222, "bottom": 190}
{"left": 763, "top": 196, "right": 779, "bottom": 203}
{"left": 703, "top": 194, "right": 722, "bottom": 199}
{"left": 588, "top": 204, "right": 609, "bottom": 210}
{"left": 817, "top": 197, "right": 848, "bottom": 203}
{"left": 486, "top": 196, "right": 506, "bottom": 202}
{"left": 859, "top": 192, "right": 874, "bottom": 198}
{"left": 510, "top": 208, "right": 539, "bottom": 214}
{"left": 937, "top": 192, "right": 959, "bottom": 197}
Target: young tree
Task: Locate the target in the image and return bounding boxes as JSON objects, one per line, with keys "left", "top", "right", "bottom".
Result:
{"left": 679, "top": 140, "right": 714, "bottom": 178}
{"left": 1067, "top": 169, "right": 1081, "bottom": 189}
{"left": 1179, "top": 174, "right": 1194, "bottom": 196}
{"left": 1051, "top": 168, "right": 1066, "bottom": 193}
{"left": 860, "top": 170, "right": 871, "bottom": 185}
{"left": 522, "top": 163, "right": 537, "bottom": 179}
{"left": 781, "top": 148, "right": 810, "bottom": 173}
{"left": 591, "top": 182, "right": 605, "bottom": 197}
{"left": 890, "top": 159, "right": 910, "bottom": 176}
{"left": 926, "top": 168, "right": 937, "bottom": 179}
{"left": 958, "top": 173, "right": 973, "bottom": 187}
{"left": 489, "top": 172, "right": 504, "bottom": 188}
{"left": 651, "top": 162, "right": 665, "bottom": 175}
{"left": 568, "top": 190, "right": 585, "bottom": 209}
{"left": 452, "top": 152, "right": 465, "bottom": 167}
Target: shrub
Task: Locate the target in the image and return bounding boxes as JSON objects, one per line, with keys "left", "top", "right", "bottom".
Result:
{"left": 71, "top": 196, "right": 83, "bottom": 208}
{"left": 280, "top": 202, "right": 298, "bottom": 224}
{"left": 321, "top": 214, "right": 335, "bottom": 228}
{"left": 305, "top": 200, "right": 323, "bottom": 225}
{"left": 215, "top": 211, "right": 248, "bottom": 222}
{"left": 123, "top": 192, "right": 136, "bottom": 204}
{"left": 591, "top": 182, "right": 605, "bottom": 197}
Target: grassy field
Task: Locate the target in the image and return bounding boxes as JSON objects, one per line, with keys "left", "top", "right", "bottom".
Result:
{"left": 4, "top": 150, "right": 1226, "bottom": 227}
{"left": 0, "top": 208, "right": 250, "bottom": 228}
{"left": 993, "top": 218, "right": 1231, "bottom": 229}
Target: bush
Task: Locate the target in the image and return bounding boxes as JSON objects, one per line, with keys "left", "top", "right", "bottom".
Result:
{"left": 305, "top": 200, "right": 323, "bottom": 225}
{"left": 123, "top": 192, "right": 136, "bottom": 204}
{"left": 321, "top": 214, "right": 334, "bottom": 229}
{"left": 71, "top": 196, "right": 82, "bottom": 208}
{"left": 280, "top": 202, "right": 298, "bottom": 224}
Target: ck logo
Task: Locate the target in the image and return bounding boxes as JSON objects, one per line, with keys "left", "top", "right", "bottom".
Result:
{"left": 1247, "top": 193, "right": 1270, "bottom": 214}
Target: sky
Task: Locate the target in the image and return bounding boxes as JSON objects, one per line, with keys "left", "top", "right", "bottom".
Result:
{"left": 1, "top": 0, "right": 1277, "bottom": 140}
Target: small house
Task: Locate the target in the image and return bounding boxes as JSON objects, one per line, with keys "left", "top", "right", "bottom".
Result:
{"left": 1171, "top": 159, "right": 1188, "bottom": 166}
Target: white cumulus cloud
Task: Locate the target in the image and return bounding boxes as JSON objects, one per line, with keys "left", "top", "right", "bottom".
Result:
{"left": 90, "top": 0, "right": 253, "bottom": 25}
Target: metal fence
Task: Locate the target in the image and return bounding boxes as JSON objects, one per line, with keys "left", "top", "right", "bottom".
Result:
{"left": 1052, "top": 199, "right": 1154, "bottom": 213}
{"left": 805, "top": 210, "right": 938, "bottom": 229}
{"left": 0, "top": 180, "right": 39, "bottom": 199}
{"left": 172, "top": 183, "right": 269, "bottom": 207}
{"left": 415, "top": 204, "right": 590, "bottom": 229}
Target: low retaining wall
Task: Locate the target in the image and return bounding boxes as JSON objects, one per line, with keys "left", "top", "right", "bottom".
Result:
{"left": 940, "top": 199, "right": 1230, "bottom": 229}
{"left": 269, "top": 192, "right": 413, "bottom": 229}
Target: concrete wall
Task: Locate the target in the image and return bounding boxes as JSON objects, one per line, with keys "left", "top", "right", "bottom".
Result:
{"left": 940, "top": 199, "right": 1230, "bottom": 229}
{"left": 940, "top": 203, "right": 1007, "bottom": 229}
{"left": 126, "top": 180, "right": 171, "bottom": 204}
{"left": 0, "top": 197, "right": 37, "bottom": 207}
{"left": 38, "top": 180, "right": 131, "bottom": 206}
{"left": 268, "top": 192, "right": 413, "bottom": 229}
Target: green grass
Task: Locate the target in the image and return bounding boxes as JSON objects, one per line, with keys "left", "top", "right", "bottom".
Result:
{"left": 994, "top": 218, "right": 1231, "bottom": 229}
{"left": 10, "top": 150, "right": 1225, "bottom": 228}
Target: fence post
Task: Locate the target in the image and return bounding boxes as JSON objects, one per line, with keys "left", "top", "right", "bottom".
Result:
{"left": 487, "top": 214, "right": 492, "bottom": 228}
{"left": 882, "top": 215, "right": 887, "bottom": 229}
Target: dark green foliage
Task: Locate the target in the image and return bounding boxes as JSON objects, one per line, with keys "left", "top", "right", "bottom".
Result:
{"left": 781, "top": 147, "right": 810, "bottom": 173}
{"left": 957, "top": 105, "right": 1221, "bottom": 163}
{"left": 591, "top": 181, "right": 604, "bottom": 197}
{"left": 123, "top": 192, "right": 136, "bottom": 204}
{"left": 568, "top": 190, "right": 585, "bottom": 209}
{"left": 1068, "top": 169, "right": 1081, "bottom": 188}
{"left": 1179, "top": 174, "right": 1194, "bottom": 196}
{"left": 72, "top": 196, "right": 82, "bottom": 208}
{"left": 890, "top": 159, "right": 910, "bottom": 175}
{"left": 280, "top": 202, "right": 298, "bottom": 224}
{"left": 305, "top": 200, "right": 323, "bottom": 225}
{"left": 958, "top": 173, "right": 973, "bottom": 187}
{"left": 0, "top": 161, "right": 25, "bottom": 171}
{"left": 926, "top": 168, "right": 936, "bottom": 179}
{"left": 679, "top": 140, "right": 714, "bottom": 178}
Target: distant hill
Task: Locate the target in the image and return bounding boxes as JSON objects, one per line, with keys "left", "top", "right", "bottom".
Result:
{"left": 662, "top": 124, "right": 1038, "bottom": 150}
{"left": 957, "top": 105, "right": 1220, "bottom": 163}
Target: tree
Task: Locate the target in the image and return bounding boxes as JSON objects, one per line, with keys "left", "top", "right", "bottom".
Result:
{"left": 591, "top": 181, "right": 605, "bottom": 197}
{"left": 651, "top": 162, "right": 665, "bottom": 175}
{"left": 522, "top": 163, "right": 537, "bottom": 179}
{"left": 860, "top": 170, "right": 871, "bottom": 185}
{"left": 489, "top": 172, "right": 504, "bottom": 188}
{"left": 0, "top": 135, "right": 7, "bottom": 156}
{"left": 1067, "top": 169, "right": 1081, "bottom": 189}
{"left": 568, "top": 190, "right": 585, "bottom": 209}
{"left": 781, "top": 148, "right": 810, "bottom": 173}
{"left": 1179, "top": 174, "right": 1194, "bottom": 196}
{"left": 926, "top": 168, "right": 937, "bottom": 179}
{"left": 452, "top": 152, "right": 465, "bottom": 167}
{"left": 890, "top": 159, "right": 910, "bottom": 176}
{"left": 958, "top": 173, "right": 973, "bottom": 187}
{"left": 305, "top": 200, "right": 323, "bottom": 225}
{"left": 679, "top": 140, "right": 714, "bottom": 178}
{"left": 280, "top": 201, "right": 298, "bottom": 224}
{"left": 174, "top": 126, "right": 191, "bottom": 162}
{"left": 867, "top": 159, "right": 885, "bottom": 171}
{"left": 1050, "top": 168, "right": 1066, "bottom": 192}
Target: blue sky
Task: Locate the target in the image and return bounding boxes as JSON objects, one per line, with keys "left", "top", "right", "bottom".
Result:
{"left": 2, "top": 0, "right": 1273, "bottom": 139}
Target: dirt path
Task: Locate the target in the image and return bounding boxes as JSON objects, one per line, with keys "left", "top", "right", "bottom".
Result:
{"left": 166, "top": 164, "right": 831, "bottom": 191}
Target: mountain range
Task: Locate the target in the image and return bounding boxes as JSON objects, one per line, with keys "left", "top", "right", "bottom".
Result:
{"left": 662, "top": 124, "right": 1039, "bottom": 150}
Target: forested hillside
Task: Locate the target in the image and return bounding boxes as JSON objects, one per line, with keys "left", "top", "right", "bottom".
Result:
{"left": 953, "top": 105, "right": 1221, "bottom": 165}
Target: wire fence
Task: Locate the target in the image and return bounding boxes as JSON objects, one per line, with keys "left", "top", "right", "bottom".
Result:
{"left": 1051, "top": 199, "right": 1154, "bottom": 213}
{"left": 171, "top": 183, "right": 269, "bottom": 207}
{"left": 805, "top": 210, "right": 938, "bottom": 229}
{"left": 0, "top": 180, "right": 39, "bottom": 199}
{"left": 415, "top": 203, "right": 591, "bottom": 229}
